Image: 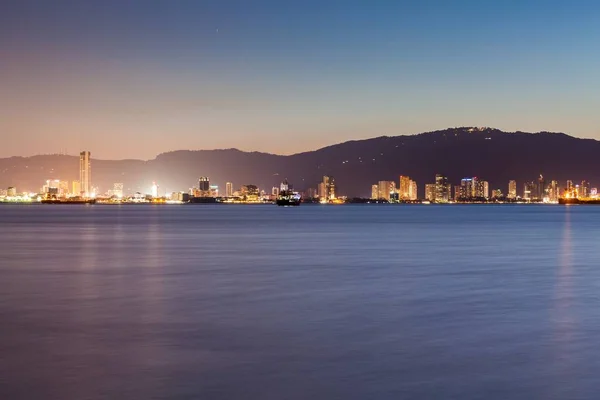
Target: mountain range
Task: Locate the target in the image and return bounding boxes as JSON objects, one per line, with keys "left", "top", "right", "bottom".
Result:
{"left": 1, "top": 127, "right": 599, "bottom": 197}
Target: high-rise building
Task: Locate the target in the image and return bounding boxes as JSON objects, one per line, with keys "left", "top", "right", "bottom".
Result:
{"left": 409, "top": 180, "right": 418, "bottom": 201}
{"left": 272, "top": 187, "right": 280, "bottom": 196}
{"left": 151, "top": 182, "right": 159, "bottom": 198}
{"left": 523, "top": 181, "right": 536, "bottom": 200}
{"left": 581, "top": 180, "right": 590, "bottom": 198}
{"left": 425, "top": 184, "right": 436, "bottom": 202}
{"left": 377, "top": 181, "right": 395, "bottom": 202}
{"left": 491, "top": 189, "right": 503, "bottom": 199}
{"left": 371, "top": 184, "right": 379, "bottom": 200}
{"left": 508, "top": 180, "right": 517, "bottom": 199}
{"left": 536, "top": 175, "right": 545, "bottom": 200}
{"left": 199, "top": 177, "right": 210, "bottom": 191}
{"left": 226, "top": 182, "right": 233, "bottom": 197}
{"left": 459, "top": 178, "right": 474, "bottom": 200}
{"left": 548, "top": 180, "right": 560, "bottom": 202}
{"left": 79, "top": 151, "right": 91, "bottom": 197}
{"left": 399, "top": 176, "right": 411, "bottom": 200}
{"left": 7, "top": 187, "right": 17, "bottom": 197}
{"left": 482, "top": 181, "right": 489, "bottom": 199}
{"left": 435, "top": 175, "right": 450, "bottom": 203}
{"left": 318, "top": 182, "right": 328, "bottom": 199}
{"left": 72, "top": 180, "right": 81, "bottom": 196}
{"left": 319, "top": 176, "right": 336, "bottom": 200}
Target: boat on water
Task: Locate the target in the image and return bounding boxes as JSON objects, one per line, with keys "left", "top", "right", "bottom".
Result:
{"left": 276, "top": 179, "right": 301, "bottom": 206}
{"left": 41, "top": 198, "right": 96, "bottom": 204}
{"left": 559, "top": 197, "right": 600, "bottom": 205}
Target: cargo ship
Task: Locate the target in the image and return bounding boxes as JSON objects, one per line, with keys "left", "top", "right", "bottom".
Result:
{"left": 559, "top": 197, "right": 600, "bottom": 205}
{"left": 276, "top": 179, "right": 301, "bottom": 206}
{"left": 41, "top": 198, "right": 96, "bottom": 204}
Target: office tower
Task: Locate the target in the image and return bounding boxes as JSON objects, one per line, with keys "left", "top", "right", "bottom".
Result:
{"left": 79, "top": 151, "right": 91, "bottom": 197}
{"left": 425, "top": 184, "right": 436, "bottom": 202}
{"left": 113, "top": 183, "right": 124, "bottom": 198}
{"left": 371, "top": 184, "right": 379, "bottom": 200}
{"left": 581, "top": 180, "right": 590, "bottom": 198}
{"left": 460, "top": 178, "right": 474, "bottom": 200}
{"left": 377, "top": 181, "right": 395, "bottom": 202}
{"left": 7, "top": 187, "right": 17, "bottom": 197}
{"left": 508, "top": 180, "right": 517, "bottom": 199}
{"left": 151, "top": 182, "right": 159, "bottom": 198}
{"left": 548, "top": 180, "right": 559, "bottom": 202}
{"left": 199, "top": 177, "right": 210, "bottom": 191}
{"left": 409, "top": 180, "right": 418, "bottom": 201}
{"left": 72, "top": 180, "right": 81, "bottom": 196}
{"left": 226, "top": 182, "right": 233, "bottom": 197}
{"left": 482, "top": 181, "right": 489, "bottom": 199}
{"left": 536, "top": 175, "right": 545, "bottom": 200}
{"left": 399, "top": 176, "right": 411, "bottom": 200}
{"left": 435, "top": 174, "right": 450, "bottom": 203}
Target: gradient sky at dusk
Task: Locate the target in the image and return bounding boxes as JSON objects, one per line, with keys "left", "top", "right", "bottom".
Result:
{"left": 2, "top": 0, "right": 600, "bottom": 159}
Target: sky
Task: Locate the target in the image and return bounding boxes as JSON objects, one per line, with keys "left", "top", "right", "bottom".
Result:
{"left": 1, "top": 0, "right": 600, "bottom": 159}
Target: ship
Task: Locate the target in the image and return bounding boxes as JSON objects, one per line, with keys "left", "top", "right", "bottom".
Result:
{"left": 41, "top": 198, "right": 96, "bottom": 204}
{"left": 276, "top": 179, "right": 301, "bottom": 206}
{"left": 559, "top": 197, "right": 600, "bottom": 205}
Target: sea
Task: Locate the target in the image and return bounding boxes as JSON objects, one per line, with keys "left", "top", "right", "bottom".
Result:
{"left": 1, "top": 204, "right": 599, "bottom": 399}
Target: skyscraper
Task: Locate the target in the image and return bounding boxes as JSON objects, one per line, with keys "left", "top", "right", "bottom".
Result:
{"left": 425, "top": 184, "right": 436, "bottom": 202}
{"left": 72, "top": 180, "right": 81, "bottom": 197}
{"left": 548, "top": 180, "right": 560, "bottom": 202}
{"left": 79, "top": 151, "right": 91, "bottom": 197}
{"left": 371, "top": 184, "right": 379, "bottom": 200}
{"left": 199, "top": 177, "right": 210, "bottom": 191}
{"left": 409, "top": 180, "right": 418, "bottom": 200}
{"left": 435, "top": 174, "right": 450, "bottom": 203}
{"left": 151, "top": 182, "right": 159, "bottom": 198}
{"left": 377, "top": 181, "right": 395, "bottom": 202}
{"left": 320, "top": 176, "right": 336, "bottom": 200}
{"left": 226, "top": 182, "right": 233, "bottom": 197}
{"left": 508, "top": 180, "right": 517, "bottom": 199}
{"left": 581, "top": 180, "right": 590, "bottom": 198}
{"left": 399, "top": 176, "right": 411, "bottom": 200}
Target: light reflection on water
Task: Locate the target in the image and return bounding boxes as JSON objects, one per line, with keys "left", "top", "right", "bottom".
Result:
{"left": 1, "top": 204, "right": 600, "bottom": 399}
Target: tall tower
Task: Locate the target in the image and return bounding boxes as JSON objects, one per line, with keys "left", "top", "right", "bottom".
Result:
{"left": 508, "top": 180, "right": 517, "bottom": 199}
{"left": 79, "top": 151, "right": 91, "bottom": 197}
{"left": 226, "top": 182, "right": 233, "bottom": 197}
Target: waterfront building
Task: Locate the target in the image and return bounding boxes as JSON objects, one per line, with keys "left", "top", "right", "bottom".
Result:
{"left": 7, "top": 187, "right": 17, "bottom": 197}
{"left": 523, "top": 181, "right": 536, "bottom": 200}
{"left": 209, "top": 185, "right": 219, "bottom": 197}
{"left": 435, "top": 174, "right": 450, "bottom": 203}
{"left": 581, "top": 180, "right": 590, "bottom": 198}
{"left": 79, "top": 151, "right": 91, "bottom": 197}
{"left": 151, "top": 182, "right": 159, "bottom": 198}
{"left": 226, "top": 182, "right": 233, "bottom": 197}
{"left": 548, "top": 180, "right": 560, "bottom": 202}
{"left": 491, "top": 189, "right": 503, "bottom": 199}
{"left": 272, "top": 187, "right": 280, "bottom": 196}
{"left": 318, "top": 182, "right": 327, "bottom": 198}
{"left": 409, "top": 180, "right": 418, "bottom": 201}
{"left": 508, "top": 180, "right": 517, "bottom": 199}
{"left": 482, "top": 181, "right": 489, "bottom": 199}
{"left": 72, "top": 180, "right": 81, "bottom": 196}
{"left": 425, "top": 184, "right": 436, "bottom": 202}
{"left": 377, "top": 181, "right": 395, "bottom": 202}
{"left": 536, "top": 175, "right": 545, "bottom": 200}
{"left": 199, "top": 177, "right": 210, "bottom": 191}
{"left": 371, "top": 184, "right": 379, "bottom": 200}
{"left": 399, "top": 176, "right": 411, "bottom": 200}
{"left": 318, "top": 176, "right": 336, "bottom": 200}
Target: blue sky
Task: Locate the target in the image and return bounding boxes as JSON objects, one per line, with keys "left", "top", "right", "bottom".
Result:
{"left": 1, "top": 0, "right": 599, "bottom": 159}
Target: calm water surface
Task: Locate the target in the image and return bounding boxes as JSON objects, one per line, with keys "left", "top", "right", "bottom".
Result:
{"left": 1, "top": 204, "right": 600, "bottom": 399}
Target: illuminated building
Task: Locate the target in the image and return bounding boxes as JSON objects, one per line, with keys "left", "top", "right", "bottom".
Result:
{"left": 536, "top": 175, "right": 545, "bottom": 200}
{"left": 581, "top": 180, "right": 590, "bottom": 198}
{"left": 548, "top": 180, "right": 559, "bottom": 202}
{"left": 566, "top": 180, "right": 573, "bottom": 197}
{"left": 7, "top": 187, "right": 17, "bottom": 197}
{"left": 491, "top": 189, "right": 503, "bottom": 199}
{"left": 459, "top": 178, "right": 474, "bottom": 200}
{"left": 79, "top": 151, "right": 91, "bottom": 197}
{"left": 58, "top": 181, "right": 69, "bottom": 196}
{"left": 508, "top": 180, "right": 517, "bottom": 199}
{"left": 305, "top": 188, "right": 317, "bottom": 198}
{"left": 272, "top": 187, "right": 280, "bottom": 196}
{"left": 151, "top": 182, "right": 159, "bottom": 198}
{"left": 113, "top": 183, "right": 124, "bottom": 198}
{"left": 318, "top": 176, "right": 336, "bottom": 200}
{"left": 210, "top": 185, "right": 219, "bottom": 197}
{"left": 425, "top": 184, "right": 436, "bottom": 202}
{"left": 377, "top": 181, "right": 395, "bottom": 202}
{"left": 591, "top": 188, "right": 598, "bottom": 198}
{"left": 481, "top": 181, "right": 489, "bottom": 199}
{"left": 523, "top": 181, "right": 535, "bottom": 200}
{"left": 399, "top": 176, "right": 411, "bottom": 200}
{"left": 280, "top": 179, "right": 289, "bottom": 192}
{"left": 371, "top": 184, "right": 379, "bottom": 200}
{"left": 409, "top": 180, "right": 418, "bottom": 200}
{"left": 226, "top": 182, "right": 233, "bottom": 197}
{"left": 435, "top": 174, "right": 450, "bottom": 203}
{"left": 72, "top": 180, "right": 81, "bottom": 196}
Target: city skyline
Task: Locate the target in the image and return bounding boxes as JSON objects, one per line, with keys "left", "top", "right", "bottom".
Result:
{"left": 2, "top": 1, "right": 600, "bottom": 159}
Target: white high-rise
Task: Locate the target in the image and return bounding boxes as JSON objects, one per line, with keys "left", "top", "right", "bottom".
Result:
{"left": 79, "top": 151, "right": 91, "bottom": 197}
